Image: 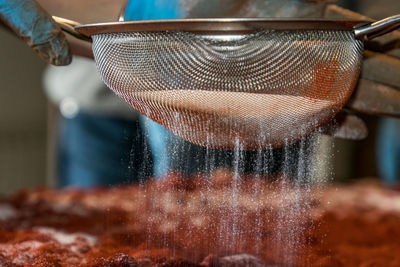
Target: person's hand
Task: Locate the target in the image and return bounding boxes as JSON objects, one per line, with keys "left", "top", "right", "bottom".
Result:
{"left": 0, "top": 0, "right": 71, "bottom": 65}
{"left": 324, "top": 5, "right": 400, "bottom": 118}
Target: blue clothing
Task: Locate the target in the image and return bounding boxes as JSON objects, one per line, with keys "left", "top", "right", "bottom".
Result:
{"left": 140, "top": 117, "right": 171, "bottom": 177}
{"left": 58, "top": 0, "right": 184, "bottom": 187}
{"left": 124, "top": 0, "right": 182, "bottom": 20}
{"left": 125, "top": 0, "right": 183, "bottom": 177}
{"left": 0, "top": 0, "right": 71, "bottom": 66}
{"left": 58, "top": 112, "right": 152, "bottom": 187}
{"left": 57, "top": 106, "right": 310, "bottom": 187}
{"left": 377, "top": 118, "right": 400, "bottom": 186}
{"left": 58, "top": 0, "right": 313, "bottom": 187}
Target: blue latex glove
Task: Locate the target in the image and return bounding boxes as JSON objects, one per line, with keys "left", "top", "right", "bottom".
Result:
{"left": 0, "top": 0, "right": 71, "bottom": 65}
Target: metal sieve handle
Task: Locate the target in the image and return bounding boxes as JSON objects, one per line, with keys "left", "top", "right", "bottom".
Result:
{"left": 354, "top": 14, "right": 400, "bottom": 40}
{"left": 52, "top": 16, "right": 93, "bottom": 59}
{"left": 52, "top": 16, "right": 91, "bottom": 42}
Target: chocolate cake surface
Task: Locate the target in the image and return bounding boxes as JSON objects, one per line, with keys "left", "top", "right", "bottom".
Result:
{"left": 1, "top": 170, "right": 400, "bottom": 266}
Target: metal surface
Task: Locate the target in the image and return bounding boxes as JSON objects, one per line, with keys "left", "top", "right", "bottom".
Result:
{"left": 75, "top": 18, "right": 365, "bottom": 36}
{"left": 325, "top": 5, "right": 400, "bottom": 53}
{"left": 51, "top": 14, "right": 399, "bottom": 149}
{"left": 92, "top": 30, "right": 363, "bottom": 149}
{"left": 354, "top": 15, "right": 400, "bottom": 40}
{"left": 52, "top": 16, "right": 91, "bottom": 41}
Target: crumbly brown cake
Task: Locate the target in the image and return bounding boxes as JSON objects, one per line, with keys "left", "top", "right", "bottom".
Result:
{"left": 0, "top": 170, "right": 400, "bottom": 266}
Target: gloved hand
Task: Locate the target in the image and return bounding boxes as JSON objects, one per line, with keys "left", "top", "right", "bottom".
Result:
{"left": 0, "top": 0, "right": 71, "bottom": 65}
{"left": 324, "top": 5, "right": 400, "bottom": 118}
{"left": 324, "top": 4, "right": 400, "bottom": 185}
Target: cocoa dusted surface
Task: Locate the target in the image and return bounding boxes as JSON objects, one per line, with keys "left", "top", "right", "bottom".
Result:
{"left": 0, "top": 170, "right": 399, "bottom": 266}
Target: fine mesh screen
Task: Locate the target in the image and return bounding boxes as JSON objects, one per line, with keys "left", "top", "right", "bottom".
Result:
{"left": 92, "top": 30, "right": 363, "bottom": 150}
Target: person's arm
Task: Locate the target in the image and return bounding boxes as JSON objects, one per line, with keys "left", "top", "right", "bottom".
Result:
{"left": 0, "top": 0, "right": 127, "bottom": 64}
{"left": 37, "top": 0, "right": 127, "bottom": 59}
{"left": 0, "top": 0, "right": 70, "bottom": 65}
{"left": 325, "top": 5, "right": 400, "bottom": 118}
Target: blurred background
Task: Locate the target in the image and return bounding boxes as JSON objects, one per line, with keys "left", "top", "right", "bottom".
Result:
{"left": 0, "top": 0, "right": 399, "bottom": 195}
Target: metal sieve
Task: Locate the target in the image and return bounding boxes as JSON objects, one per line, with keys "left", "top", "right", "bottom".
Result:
{"left": 55, "top": 16, "right": 400, "bottom": 150}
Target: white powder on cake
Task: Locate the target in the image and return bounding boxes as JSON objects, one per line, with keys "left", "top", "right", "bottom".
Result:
{"left": 35, "top": 227, "right": 96, "bottom": 246}
{"left": 0, "top": 204, "right": 17, "bottom": 221}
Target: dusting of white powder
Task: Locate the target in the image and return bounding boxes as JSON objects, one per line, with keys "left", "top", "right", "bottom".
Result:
{"left": 0, "top": 204, "right": 17, "bottom": 221}
{"left": 35, "top": 227, "right": 96, "bottom": 246}
{"left": 50, "top": 203, "right": 88, "bottom": 216}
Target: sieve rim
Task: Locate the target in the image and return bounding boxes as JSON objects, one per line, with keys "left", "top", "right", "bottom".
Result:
{"left": 76, "top": 18, "right": 367, "bottom": 37}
